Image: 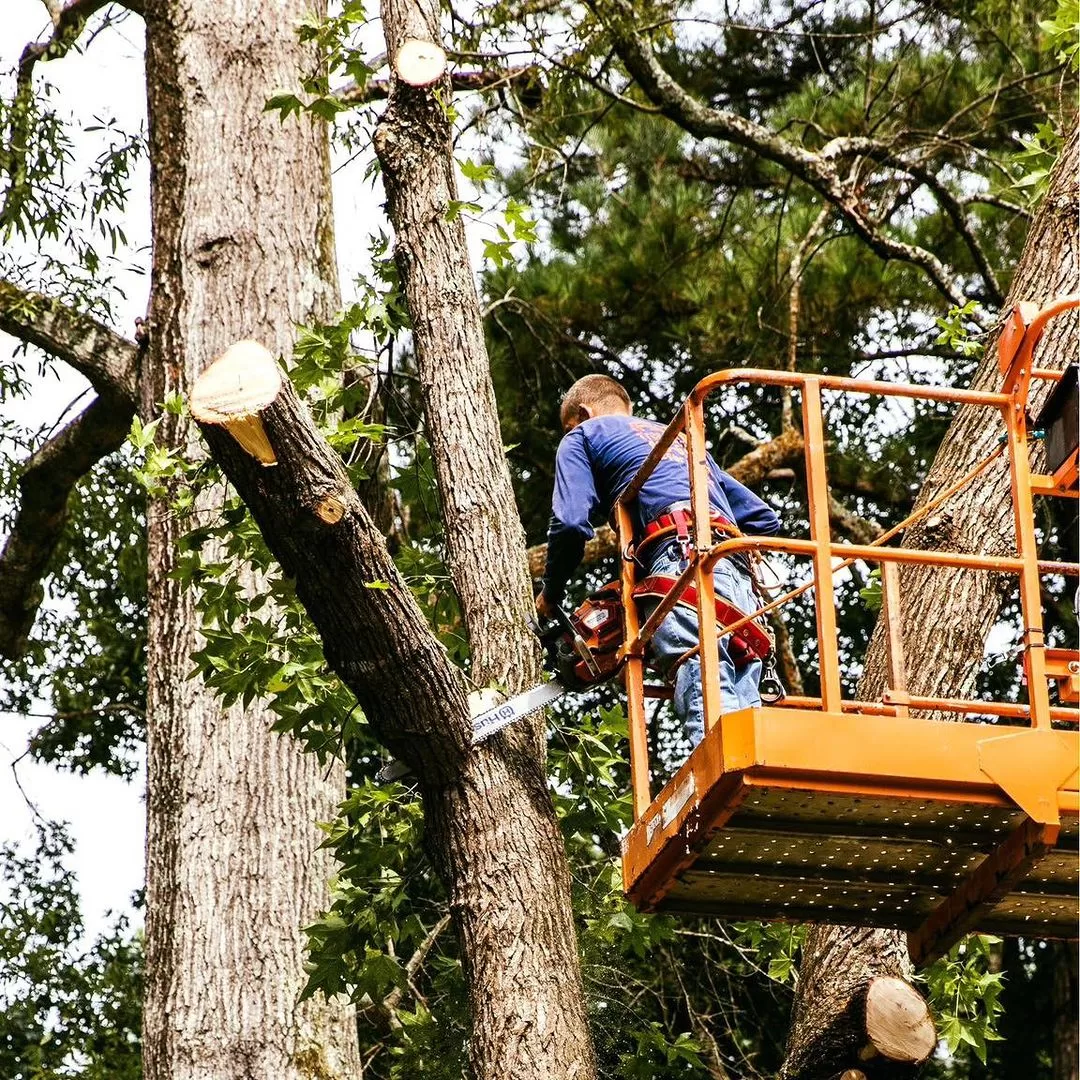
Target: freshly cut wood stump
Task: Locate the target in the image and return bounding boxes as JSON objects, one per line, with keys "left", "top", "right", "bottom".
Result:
{"left": 191, "top": 340, "right": 281, "bottom": 464}
{"left": 394, "top": 39, "right": 446, "bottom": 86}
{"left": 859, "top": 976, "right": 936, "bottom": 1064}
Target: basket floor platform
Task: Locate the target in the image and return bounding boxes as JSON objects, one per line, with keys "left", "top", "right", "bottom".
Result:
{"left": 621, "top": 707, "right": 1079, "bottom": 964}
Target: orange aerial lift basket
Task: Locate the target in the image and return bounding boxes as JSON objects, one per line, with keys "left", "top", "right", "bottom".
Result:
{"left": 613, "top": 296, "right": 1079, "bottom": 965}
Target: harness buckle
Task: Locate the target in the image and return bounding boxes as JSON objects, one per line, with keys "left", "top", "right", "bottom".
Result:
{"left": 673, "top": 509, "right": 692, "bottom": 564}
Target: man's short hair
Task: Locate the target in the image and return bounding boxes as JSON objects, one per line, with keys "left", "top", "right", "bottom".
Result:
{"left": 560, "top": 374, "right": 632, "bottom": 428}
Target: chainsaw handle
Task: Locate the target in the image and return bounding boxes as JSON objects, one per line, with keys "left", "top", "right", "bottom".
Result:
{"left": 528, "top": 605, "right": 576, "bottom": 642}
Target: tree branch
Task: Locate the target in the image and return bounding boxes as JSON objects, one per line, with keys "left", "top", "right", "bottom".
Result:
{"left": 0, "top": 279, "right": 139, "bottom": 657}
{"left": 359, "top": 914, "right": 451, "bottom": 1033}
{"left": 585, "top": 0, "right": 972, "bottom": 309}
{"left": 5, "top": 1, "right": 139, "bottom": 226}
{"left": 336, "top": 65, "right": 537, "bottom": 106}
{"left": 0, "top": 391, "right": 134, "bottom": 658}
{"left": 0, "top": 278, "right": 139, "bottom": 400}
{"left": 817, "top": 139, "right": 1004, "bottom": 304}
{"left": 826, "top": 494, "right": 884, "bottom": 546}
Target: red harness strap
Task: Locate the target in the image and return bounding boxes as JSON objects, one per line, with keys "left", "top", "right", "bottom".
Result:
{"left": 632, "top": 573, "right": 772, "bottom": 667}
{"left": 635, "top": 509, "right": 738, "bottom": 563}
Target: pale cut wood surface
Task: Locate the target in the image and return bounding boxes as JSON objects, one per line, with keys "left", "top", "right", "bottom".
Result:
{"left": 864, "top": 976, "right": 936, "bottom": 1062}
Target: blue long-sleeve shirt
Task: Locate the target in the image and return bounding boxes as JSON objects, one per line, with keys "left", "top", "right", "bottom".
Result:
{"left": 541, "top": 415, "right": 781, "bottom": 603}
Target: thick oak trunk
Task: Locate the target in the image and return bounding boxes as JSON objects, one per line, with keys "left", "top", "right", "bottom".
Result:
{"left": 141, "top": 3, "right": 358, "bottom": 1078}
{"left": 780, "top": 123, "right": 1079, "bottom": 1080}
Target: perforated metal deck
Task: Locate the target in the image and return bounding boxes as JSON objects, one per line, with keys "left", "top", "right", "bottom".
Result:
{"left": 654, "top": 787, "right": 1078, "bottom": 938}
{"left": 621, "top": 707, "right": 1079, "bottom": 962}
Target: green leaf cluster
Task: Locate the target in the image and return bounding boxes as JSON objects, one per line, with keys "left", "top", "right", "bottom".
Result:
{"left": 266, "top": 0, "right": 374, "bottom": 122}
{"left": 0, "top": 824, "right": 142, "bottom": 1080}
{"left": 924, "top": 936, "right": 1006, "bottom": 1064}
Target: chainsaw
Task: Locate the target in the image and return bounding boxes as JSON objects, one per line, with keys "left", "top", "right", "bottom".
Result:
{"left": 377, "top": 578, "right": 782, "bottom": 782}
{"left": 377, "top": 583, "right": 624, "bottom": 782}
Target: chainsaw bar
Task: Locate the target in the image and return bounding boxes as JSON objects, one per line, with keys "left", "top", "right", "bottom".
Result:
{"left": 376, "top": 679, "right": 567, "bottom": 783}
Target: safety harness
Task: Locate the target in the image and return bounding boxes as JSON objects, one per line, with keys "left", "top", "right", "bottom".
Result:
{"left": 633, "top": 507, "right": 740, "bottom": 566}
{"left": 630, "top": 506, "right": 785, "bottom": 700}
{"left": 632, "top": 574, "right": 773, "bottom": 667}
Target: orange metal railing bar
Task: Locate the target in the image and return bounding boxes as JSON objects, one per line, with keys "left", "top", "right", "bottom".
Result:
{"left": 1000, "top": 295, "right": 1079, "bottom": 729}
{"left": 628, "top": 442, "right": 1009, "bottom": 655}
{"left": 802, "top": 378, "right": 844, "bottom": 712}
{"left": 686, "top": 397, "right": 724, "bottom": 736}
{"left": 616, "top": 499, "right": 652, "bottom": 818}
{"left": 631, "top": 538, "right": 1076, "bottom": 664}
{"left": 688, "top": 369, "right": 1011, "bottom": 408}
{"left": 614, "top": 313, "right": 1078, "bottom": 821}
{"left": 617, "top": 368, "right": 1012, "bottom": 512}
{"left": 1032, "top": 367, "right": 1067, "bottom": 382}
{"left": 778, "top": 694, "right": 1077, "bottom": 724}
{"left": 623, "top": 407, "right": 1010, "bottom": 661}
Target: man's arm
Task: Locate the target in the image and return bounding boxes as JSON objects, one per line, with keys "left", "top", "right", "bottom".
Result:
{"left": 713, "top": 464, "right": 781, "bottom": 535}
{"left": 538, "top": 428, "right": 599, "bottom": 613}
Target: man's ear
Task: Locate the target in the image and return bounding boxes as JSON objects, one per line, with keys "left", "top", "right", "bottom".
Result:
{"left": 577, "top": 404, "right": 592, "bottom": 423}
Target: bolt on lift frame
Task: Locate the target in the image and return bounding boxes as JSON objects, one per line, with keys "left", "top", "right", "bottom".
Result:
{"left": 613, "top": 296, "right": 1079, "bottom": 964}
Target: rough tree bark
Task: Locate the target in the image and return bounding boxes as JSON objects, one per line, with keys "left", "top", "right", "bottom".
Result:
{"left": 372, "top": 5, "right": 596, "bottom": 1074}
{"left": 188, "top": 0, "right": 600, "bottom": 1073}
{"left": 140, "top": 2, "right": 358, "bottom": 1077}
{"left": 780, "top": 121, "right": 1079, "bottom": 1080}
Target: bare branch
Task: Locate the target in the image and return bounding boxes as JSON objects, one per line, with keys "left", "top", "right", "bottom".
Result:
{"left": 0, "top": 278, "right": 139, "bottom": 400}
{"left": 585, "top": 0, "right": 972, "bottom": 309}
{"left": 360, "top": 914, "right": 452, "bottom": 1033}
{"left": 0, "top": 391, "right": 135, "bottom": 658}
{"left": 961, "top": 192, "right": 1031, "bottom": 217}
{"left": 935, "top": 64, "right": 1064, "bottom": 138}
{"left": 336, "top": 65, "right": 538, "bottom": 106}
{"left": 817, "top": 139, "right": 1005, "bottom": 304}
{"left": 0, "top": 280, "right": 138, "bottom": 658}
{"left": 827, "top": 493, "right": 884, "bottom": 546}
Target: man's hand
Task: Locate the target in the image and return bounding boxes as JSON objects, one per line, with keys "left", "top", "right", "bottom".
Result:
{"left": 535, "top": 591, "right": 559, "bottom": 621}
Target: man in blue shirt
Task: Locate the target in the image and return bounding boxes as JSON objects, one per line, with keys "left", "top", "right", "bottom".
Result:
{"left": 536, "top": 374, "right": 781, "bottom": 746}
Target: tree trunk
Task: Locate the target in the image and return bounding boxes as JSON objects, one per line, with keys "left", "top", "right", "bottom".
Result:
{"left": 780, "top": 122, "right": 1079, "bottom": 1080}
{"left": 141, "top": 2, "right": 358, "bottom": 1078}
{"left": 194, "top": 345, "right": 597, "bottom": 1080}
{"left": 1053, "top": 941, "right": 1079, "bottom": 1080}
{"left": 370, "top": 2, "right": 597, "bottom": 1077}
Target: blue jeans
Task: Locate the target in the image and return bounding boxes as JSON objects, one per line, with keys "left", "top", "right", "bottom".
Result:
{"left": 642, "top": 539, "right": 763, "bottom": 747}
